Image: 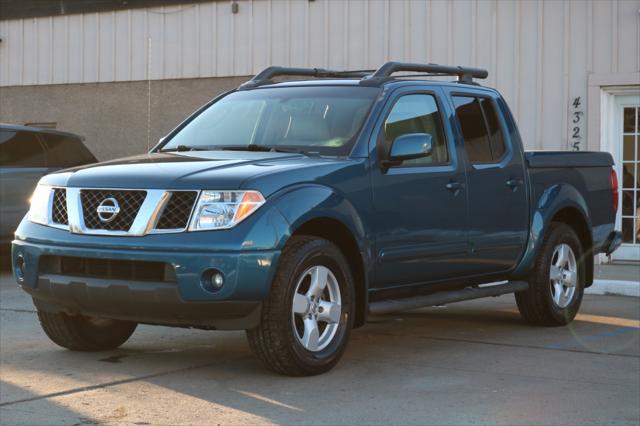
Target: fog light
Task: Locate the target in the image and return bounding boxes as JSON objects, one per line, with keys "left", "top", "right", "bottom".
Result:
{"left": 202, "top": 269, "right": 224, "bottom": 292}
{"left": 212, "top": 272, "right": 224, "bottom": 288}
{"left": 14, "top": 254, "right": 25, "bottom": 281}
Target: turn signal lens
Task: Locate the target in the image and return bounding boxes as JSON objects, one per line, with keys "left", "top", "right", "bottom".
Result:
{"left": 234, "top": 191, "right": 265, "bottom": 223}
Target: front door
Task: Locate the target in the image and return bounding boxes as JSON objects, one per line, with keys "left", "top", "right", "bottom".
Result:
{"left": 612, "top": 96, "right": 640, "bottom": 261}
{"left": 371, "top": 88, "right": 469, "bottom": 289}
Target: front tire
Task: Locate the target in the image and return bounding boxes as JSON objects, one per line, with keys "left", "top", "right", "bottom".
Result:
{"left": 37, "top": 309, "right": 137, "bottom": 351}
{"left": 246, "top": 236, "right": 355, "bottom": 376}
{"left": 516, "top": 222, "right": 585, "bottom": 326}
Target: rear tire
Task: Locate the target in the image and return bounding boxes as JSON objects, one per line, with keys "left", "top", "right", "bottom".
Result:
{"left": 516, "top": 222, "right": 585, "bottom": 326}
{"left": 246, "top": 236, "right": 355, "bottom": 376}
{"left": 37, "top": 309, "right": 137, "bottom": 351}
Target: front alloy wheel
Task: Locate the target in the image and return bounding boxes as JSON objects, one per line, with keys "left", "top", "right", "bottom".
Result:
{"left": 246, "top": 236, "right": 354, "bottom": 376}
{"left": 292, "top": 265, "right": 342, "bottom": 352}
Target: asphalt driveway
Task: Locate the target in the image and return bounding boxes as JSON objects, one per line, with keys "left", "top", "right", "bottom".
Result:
{"left": 0, "top": 270, "right": 638, "bottom": 425}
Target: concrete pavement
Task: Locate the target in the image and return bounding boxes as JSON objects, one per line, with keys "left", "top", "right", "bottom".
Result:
{"left": 0, "top": 270, "right": 639, "bottom": 425}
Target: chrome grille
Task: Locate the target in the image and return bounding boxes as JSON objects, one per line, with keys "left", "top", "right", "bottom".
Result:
{"left": 155, "top": 191, "right": 197, "bottom": 230}
{"left": 45, "top": 187, "right": 199, "bottom": 235}
{"left": 51, "top": 188, "right": 68, "bottom": 225}
{"left": 80, "top": 189, "right": 147, "bottom": 231}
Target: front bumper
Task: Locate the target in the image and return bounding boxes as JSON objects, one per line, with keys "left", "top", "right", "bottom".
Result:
{"left": 11, "top": 230, "right": 281, "bottom": 330}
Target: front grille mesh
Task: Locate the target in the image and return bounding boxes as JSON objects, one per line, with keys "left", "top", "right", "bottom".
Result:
{"left": 51, "top": 188, "right": 68, "bottom": 225}
{"left": 156, "top": 191, "right": 198, "bottom": 230}
{"left": 80, "top": 189, "right": 146, "bottom": 231}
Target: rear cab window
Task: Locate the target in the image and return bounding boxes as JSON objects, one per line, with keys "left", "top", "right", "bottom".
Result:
{"left": 452, "top": 95, "right": 507, "bottom": 164}
{"left": 40, "top": 134, "right": 96, "bottom": 167}
{"left": 0, "top": 130, "right": 46, "bottom": 167}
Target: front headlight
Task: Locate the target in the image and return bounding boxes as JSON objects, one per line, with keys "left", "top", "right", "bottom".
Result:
{"left": 189, "top": 190, "right": 265, "bottom": 231}
{"left": 28, "top": 184, "right": 53, "bottom": 225}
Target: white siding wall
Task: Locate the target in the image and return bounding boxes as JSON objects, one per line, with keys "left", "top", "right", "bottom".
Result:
{"left": 1, "top": 0, "right": 639, "bottom": 150}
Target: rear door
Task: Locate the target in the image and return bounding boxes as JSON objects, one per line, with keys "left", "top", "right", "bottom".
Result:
{"left": 371, "top": 87, "right": 469, "bottom": 288}
{"left": 448, "top": 91, "right": 528, "bottom": 274}
{"left": 0, "top": 130, "right": 50, "bottom": 238}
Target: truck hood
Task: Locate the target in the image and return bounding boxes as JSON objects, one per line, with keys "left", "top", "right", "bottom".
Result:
{"left": 41, "top": 151, "right": 357, "bottom": 196}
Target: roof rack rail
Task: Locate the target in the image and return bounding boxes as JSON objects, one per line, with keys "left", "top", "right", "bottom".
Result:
{"left": 239, "top": 66, "right": 375, "bottom": 89}
{"left": 362, "top": 61, "right": 488, "bottom": 85}
{"left": 238, "top": 62, "right": 489, "bottom": 89}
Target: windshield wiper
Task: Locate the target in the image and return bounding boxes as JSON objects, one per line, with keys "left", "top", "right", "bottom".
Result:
{"left": 160, "top": 145, "right": 211, "bottom": 152}
{"left": 161, "top": 144, "right": 316, "bottom": 156}
{"left": 218, "top": 145, "right": 315, "bottom": 156}
{"left": 220, "top": 144, "right": 272, "bottom": 152}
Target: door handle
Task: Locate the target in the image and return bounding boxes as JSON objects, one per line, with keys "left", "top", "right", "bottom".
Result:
{"left": 445, "top": 181, "right": 464, "bottom": 195}
{"left": 506, "top": 178, "right": 523, "bottom": 190}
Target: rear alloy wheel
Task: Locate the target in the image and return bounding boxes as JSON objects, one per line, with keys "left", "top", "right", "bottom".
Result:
{"left": 549, "top": 243, "right": 578, "bottom": 309}
{"left": 246, "top": 236, "right": 354, "bottom": 376}
{"left": 516, "top": 222, "right": 585, "bottom": 326}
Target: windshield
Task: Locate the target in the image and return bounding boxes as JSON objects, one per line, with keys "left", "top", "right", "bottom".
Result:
{"left": 160, "top": 86, "right": 380, "bottom": 155}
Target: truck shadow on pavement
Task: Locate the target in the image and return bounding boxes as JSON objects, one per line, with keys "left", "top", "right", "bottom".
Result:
{"left": 1, "top": 291, "right": 639, "bottom": 425}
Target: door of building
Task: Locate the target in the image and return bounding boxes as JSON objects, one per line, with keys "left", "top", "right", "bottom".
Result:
{"left": 612, "top": 96, "right": 640, "bottom": 261}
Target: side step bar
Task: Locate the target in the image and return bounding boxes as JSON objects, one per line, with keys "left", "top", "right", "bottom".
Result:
{"left": 368, "top": 281, "right": 529, "bottom": 316}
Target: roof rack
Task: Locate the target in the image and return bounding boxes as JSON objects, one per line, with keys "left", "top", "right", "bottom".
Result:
{"left": 239, "top": 62, "right": 488, "bottom": 89}
{"left": 362, "top": 61, "right": 488, "bottom": 85}
{"left": 239, "top": 66, "right": 375, "bottom": 89}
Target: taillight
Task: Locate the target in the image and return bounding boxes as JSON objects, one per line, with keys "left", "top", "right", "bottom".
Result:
{"left": 611, "top": 169, "right": 619, "bottom": 213}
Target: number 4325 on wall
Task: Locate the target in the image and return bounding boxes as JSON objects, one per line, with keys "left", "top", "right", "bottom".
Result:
{"left": 571, "top": 97, "right": 584, "bottom": 151}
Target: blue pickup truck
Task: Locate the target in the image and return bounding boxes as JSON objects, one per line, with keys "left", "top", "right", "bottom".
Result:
{"left": 11, "top": 62, "right": 621, "bottom": 376}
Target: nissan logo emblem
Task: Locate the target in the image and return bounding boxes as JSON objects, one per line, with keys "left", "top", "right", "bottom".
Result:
{"left": 96, "top": 197, "right": 121, "bottom": 223}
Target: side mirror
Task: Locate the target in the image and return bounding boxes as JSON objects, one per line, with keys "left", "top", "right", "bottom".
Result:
{"left": 384, "top": 133, "right": 433, "bottom": 169}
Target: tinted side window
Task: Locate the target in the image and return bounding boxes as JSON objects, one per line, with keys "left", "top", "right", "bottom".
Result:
{"left": 384, "top": 94, "right": 448, "bottom": 165}
{"left": 0, "top": 130, "right": 46, "bottom": 167}
{"left": 479, "top": 97, "right": 506, "bottom": 160}
{"left": 41, "top": 134, "right": 96, "bottom": 167}
{"left": 453, "top": 96, "right": 492, "bottom": 163}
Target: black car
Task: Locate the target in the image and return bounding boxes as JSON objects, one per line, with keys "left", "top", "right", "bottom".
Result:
{"left": 0, "top": 124, "right": 97, "bottom": 245}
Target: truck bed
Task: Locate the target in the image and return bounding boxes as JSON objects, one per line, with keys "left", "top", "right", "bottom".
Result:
{"left": 524, "top": 150, "right": 616, "bottom": 261}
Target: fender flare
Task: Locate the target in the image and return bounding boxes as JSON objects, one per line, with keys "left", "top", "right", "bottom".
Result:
{"left": 268, "top": 184, "right": 369, "bottom": 250}
{"left": 513, "top": 183, "right": 592, "bottom": 278}
{"left": 266, "top": 184, "right": 373, "bottom": 327}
